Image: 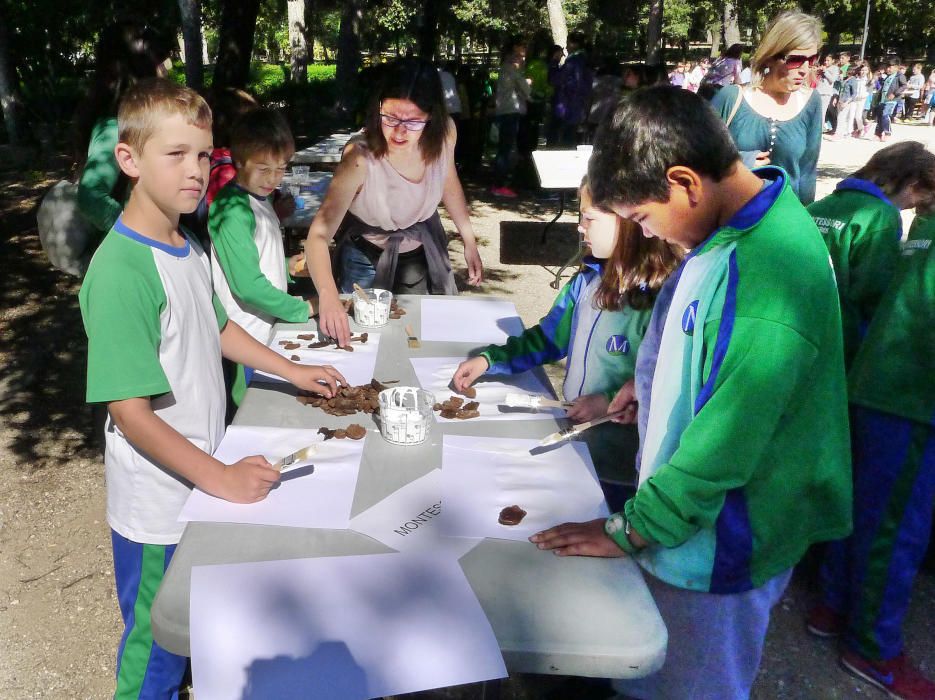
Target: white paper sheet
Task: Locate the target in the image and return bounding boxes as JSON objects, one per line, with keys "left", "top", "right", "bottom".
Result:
{"left": 420, "top": 298, "right": 524, "bottom": 344}
{"left": 440, "top": 435, "right": 609, "bottom": 541}
{"left": 409, "top": 356, "right": 563, "bottom": 422}
{"left": 254, "top": 330, "right": 381, "bottom": 387}
{"left": 178, "top": 425, "right": 365, "bottom": 529}
{"left": 190, "top": 553, "right": 507, "bottom": 700}
{"left": 349, "top": 470, "right": 481, "bottom": 559}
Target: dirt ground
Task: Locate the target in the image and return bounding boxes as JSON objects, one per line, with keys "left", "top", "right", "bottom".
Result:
{"left": 2, "top": 122, "right": 934, "bottom": 699}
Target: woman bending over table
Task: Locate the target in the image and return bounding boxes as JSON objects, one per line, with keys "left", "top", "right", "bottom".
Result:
{"left": 304, "top": 57, "right": 484, "bottom": 346}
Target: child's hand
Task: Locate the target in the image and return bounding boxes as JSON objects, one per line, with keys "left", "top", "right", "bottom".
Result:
{"left": 530, "top": 519, "right": 627, "bottom": 557}
{"left": 318, "top": 295, "right": 352, "bottom": 347}
{"left": 608, "top": 380, "right": 638, "bottom": 423}
{"left": 219, "top": 455, "right": 281, "bottom": 503}
{"left": 289, "top": 253, "right": 309, "bottom": 277}
{"left": 452, "top": 356, "right": 489, "bottom": 392}
{"left": 288, "top": 364, "right": 347, "bottom": 398}
{"left": 566, "top": 393, "right": 610, "bottom": 422}
{"left": 754, "top": 151, "right": 772, "bottom": 167}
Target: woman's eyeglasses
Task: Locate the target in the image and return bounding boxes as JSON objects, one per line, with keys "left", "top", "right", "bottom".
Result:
{"left": 780, "top": 53, "right": 820, "bottom": 70}
{"left": 380, "top": 113, "right": 430, "bottom": 131}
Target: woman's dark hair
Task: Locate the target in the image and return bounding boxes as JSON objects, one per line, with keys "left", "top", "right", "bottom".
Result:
{"left": 589, "top": 86, "right": 739, "bottom": 208}
{"left": 74, "top": 21, "right": 171, "bottom": 166}
{"left": 724, "top": 43, "right": 744, "bottom": 59}
{"left": 364, "top": 57, "right": 449, "bottom": 164}
{"left": 852, "top": 141, "right": 935, "bottom": 201}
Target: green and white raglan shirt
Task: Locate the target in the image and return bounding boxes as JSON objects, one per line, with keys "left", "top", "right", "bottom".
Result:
{"left": 608, "top": 168, "right": 852, "bottom": 593}
{"left": 807, "top": 178, "right": 902, "bottom": 368}
{"left": 480, "top": 258, "right": 653, "bottom": 402}
{"left": 79, "top": 218, "right": 228, "bottom": 545}
{"left": 848, "top": 213, "right": 935, "bottom": 426}
{"left": 209, "top": 183, "right": 308, "bottom": 344}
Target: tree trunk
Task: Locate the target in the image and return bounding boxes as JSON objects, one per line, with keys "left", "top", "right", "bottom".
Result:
{"left": 417, "top": 0, "right": 441, "bottom": 61}
{"left": 288, "top": 0, "right": 308, "bottom": 82}
{"left": 213, "top": 0, "right": 262, "bottom": 90}
{"left": 335, "top": 0, "right": 363, "bottom": 117}
{"left": 646, "top": 0, "right": 664, "bottom": 65}
{"left": 707, "top": 27, "right": 719, "bottom": 58}
{"left": 0, "top": 19, "right": 21, "bottom": 145}
{"left": 546, "top": 0, "right": 568, "bottom": 49}
{"left": 178, "top": 0, "right": 205, "bottom": 91}
{"left": 720, "top": 0, "right": 740, "bottom": 48}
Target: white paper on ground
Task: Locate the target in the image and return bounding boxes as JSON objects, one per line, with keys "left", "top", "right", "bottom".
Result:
{"left": 349, "top": 469, "right": 481, "bottom": 559}
{"left": 440, "top": 435, "right": 609, "bottom": 541}
{"left": 253, "top": 330, "right": 381, "bottom": 386}
{"left": 178, "top": 425, "right": 365, "bottom": 529}
{"left": 409, "top": 356, "right": 563, "bottom": 422}
{"left": 420, "top": 298, "right": 524, "bottom": 344}
{"left": 190, "top": 552, "right": 507, "bottom": 700}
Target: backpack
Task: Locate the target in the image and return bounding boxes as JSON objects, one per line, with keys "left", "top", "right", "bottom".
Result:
{"left": 36, "top": 180, "right": 96, "bottom": 277}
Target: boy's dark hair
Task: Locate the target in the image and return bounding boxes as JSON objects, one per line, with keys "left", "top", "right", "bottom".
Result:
{"left": 364, "top": 57, "right": 449, "bottom": 164}
{"left": 588, "top": 86, "right": 740, "bottom": 208}
{"left": 852, "top": 141, "right": 935, "bottom": 201}
{"left": 208, "top": 87, "right": 258, "bottom": 147}
{"left": 229, "top": 107, "right": 294, "bottom": 165}
{"left": 724, "top": 43, "right": 744, "bottom": 59}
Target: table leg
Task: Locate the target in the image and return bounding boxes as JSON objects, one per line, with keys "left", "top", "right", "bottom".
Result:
{"left": 480, "top": 678, "right": 503, "bottom": 699}
{"left": 539, "top": 191, "right": 566, "bottom": 244}
{"left": 551, "top": 245, "right": 584, "bottom": 290}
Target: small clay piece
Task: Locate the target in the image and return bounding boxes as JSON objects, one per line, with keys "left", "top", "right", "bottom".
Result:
{"left": 440, "top": 408, "right": 458, "bottom": 419}
{"left": 297, "top": 333, "right": 317, "bottom": 340}
{"left": 345, "top": 424, "right": 367, "bottom": 440}
{"left": 297, "top": 380, "right": 387, "bottom": 417}
{"left": 498, "top": 505, "right": 527, "bottom": 526}
{"left": 283, "top": 342, "right": 301, "bottom": 350}
{"left": 334, "top": 429, "right": 347, "bottom": 439}
{"left": 290, "top": 354, "right": 301, "bottom": 361}
{"left": 455, "top": 409, "right": 480, "bottom": 419}
{"left": 278, "top": 340, "right": 292, "bottom": 347}
{"left": 318, "top": 427, "right": 336, "bottom": 440}
{"left": 448, "top": 396, "right": 464, "bottom": 408}
{"left": 463, "top": 401, "right": 479, "bottom": 411}
{"left": 459, "top": 386, "right": 477, "bottom": 399}
{"left": 308, "top": 340, "right": 331, "bottom": 349}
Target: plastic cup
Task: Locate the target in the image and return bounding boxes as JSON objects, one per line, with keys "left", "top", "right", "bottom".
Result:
{"left": 377, "top": 387, "right": 435, "bottom": 445}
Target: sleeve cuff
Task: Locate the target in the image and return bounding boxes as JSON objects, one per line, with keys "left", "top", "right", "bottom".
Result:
{"left": 604, "top": 512, "right": 638, "bottom": 555}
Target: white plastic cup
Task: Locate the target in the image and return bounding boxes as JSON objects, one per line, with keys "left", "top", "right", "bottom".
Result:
{"left": 378, "top": 387, "right": 435, "bottom": 445}
{"left": 292, "top": 165, "right": 310, "bottom": 177}
{"left": 353, "top": 288, "right": 392, "bottom": 328}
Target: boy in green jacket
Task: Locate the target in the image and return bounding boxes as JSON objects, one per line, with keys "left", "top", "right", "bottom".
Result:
{"left": 531, "top": 86, "right": 852, "bottom": 698}
{"left": 807, "top": 141, "right": 935, "bottom": 367}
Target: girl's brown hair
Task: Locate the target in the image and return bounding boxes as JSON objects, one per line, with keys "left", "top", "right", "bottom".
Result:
{"left": 595, "top": 216, "right": 683, "bottom": 311}
{"left": 364, "top": 57, "right": 449, "bottom": 164}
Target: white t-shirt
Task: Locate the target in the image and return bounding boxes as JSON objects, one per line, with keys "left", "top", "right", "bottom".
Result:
{"left": 907, "top": 74, "right": 925, "bottom": 99}
{"left": 439, "top": 69, "right": 462, "bottom": 115}
{"left": 79, "top": 219, "right": 227, "bottom": 544}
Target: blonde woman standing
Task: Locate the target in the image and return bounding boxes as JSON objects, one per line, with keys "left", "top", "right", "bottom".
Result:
{"left": 710, "top": 12, "right": 823, "bottom": 203}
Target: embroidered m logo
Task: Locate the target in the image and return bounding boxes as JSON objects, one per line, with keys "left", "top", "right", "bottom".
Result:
{"left": 606, "top": 335, "right": 630, "bottom": 355}
{"left": 682, "top": 300, "right": 699, "bottom": 334}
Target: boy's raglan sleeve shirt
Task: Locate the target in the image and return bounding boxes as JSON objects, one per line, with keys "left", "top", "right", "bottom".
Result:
{"left": 79, "top": 237, "right": 171, "bottom": 403}
{"left": 849, "top": 213, "right": 901, "bottom": 325}
{"left": 209, "top": 190, "right": 308, "bottom": 322}
{"left": 77, "top": 118, "right": 123, "bottom": 235}
{"left": 623, "top": 315, "right": 820, "bottom": 548}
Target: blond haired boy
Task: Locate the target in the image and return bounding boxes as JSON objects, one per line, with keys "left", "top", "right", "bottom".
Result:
{"left": 79, "top": 78, "right": 344, "bottom": 698}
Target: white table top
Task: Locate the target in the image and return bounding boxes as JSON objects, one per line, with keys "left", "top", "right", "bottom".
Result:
{"left": 532, "top": 147, "right": 593, "bottom": 190}
{"left": 150, "top": 296, "right": 667, "bottom": 679}
{"left": 291, "top": 132, "right": 355, "bottom": 165}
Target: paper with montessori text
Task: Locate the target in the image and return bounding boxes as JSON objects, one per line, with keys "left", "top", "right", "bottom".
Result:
{"left": 419, "top": 298, "right": 524, "bottom": 344}
{"left": 253, "top": 330, "right": 381, "bottom": 386}
{"left": 178, "top": 425, "right": 364, "bottom": 529}
{"left": 349, "top": 469, "right": 481, "bottom": 559}
{"left": 440, "top": 435, "right": 609, "bottom": 542}
{"left": 408, "top": 356, "right": 563, "bottom": 423}
{"left": 189, "top": 553, "right": 507, "bottom": 700}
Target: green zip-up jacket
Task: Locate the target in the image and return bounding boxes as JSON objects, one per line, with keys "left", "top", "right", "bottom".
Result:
{"left": 610, "top": 168, "right": 852, "bottom": 593}
{"left": 807, "top": 178, "right": 902, "bottom": 368}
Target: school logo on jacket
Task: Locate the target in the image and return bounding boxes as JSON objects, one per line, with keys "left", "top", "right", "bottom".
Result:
{"left": 606, "top": 335, "right": 630, "bottom": 355}
{"left": 682, "top": 300, "right": 699, "bottom": 334}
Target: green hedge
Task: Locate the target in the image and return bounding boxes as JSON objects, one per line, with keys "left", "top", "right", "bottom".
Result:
{"left": 167, "top": 61, "right": 336, "bottom": 98}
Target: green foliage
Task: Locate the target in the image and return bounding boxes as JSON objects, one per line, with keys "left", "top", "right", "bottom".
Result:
{"left": 307, "top": 64, "right": 338, "bottom": 82}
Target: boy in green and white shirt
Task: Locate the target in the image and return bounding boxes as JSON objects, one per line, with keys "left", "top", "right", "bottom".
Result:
{"left": 209, "top": 108, "right": 313, "bottom": 404}
{"left": 79, "top": 80, "right": 344, "bottom": 699}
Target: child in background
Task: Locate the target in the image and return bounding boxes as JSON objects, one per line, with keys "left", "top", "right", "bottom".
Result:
{"left": 209, "top": 107, "right": 314, "bottom": 405}
{"left": 807, "top": 141, "right": 935, "bottom": 367}
{"left": 453, "top": 182, "right": 681, "bottom": 502}
{"left": 205, "top": 87, "right": 258, "bottom": 206}
{"left": 807, "top": 211, "right": 935, "bottom": 699}
{"left": 79, "top": 79, "right": 344, "bottom": 698}
{"left": 531, "top": 86, "right": 852, "bottom": 699}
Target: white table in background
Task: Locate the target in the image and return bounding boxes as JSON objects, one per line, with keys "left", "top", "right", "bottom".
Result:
{"left": 532, "top": 147, "right": 592, "bottom": 289}
{"left": 292, "top": 132, "right": 354, "bottom": 166}
{"left": 150, "top": 295, "right": 667, "bottom": 687}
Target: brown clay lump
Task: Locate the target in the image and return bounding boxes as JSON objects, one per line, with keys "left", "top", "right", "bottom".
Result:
{"left": 458, "top": 386, "right": 477, "bottom": 399}
{"left": 345, "top": 424, "right": 367, "bottom": 440}
{"left": 498, "top": 505, "right": 527, "bottom": 526}
{"left": 317, "top": 424, "right": 367, "bottom": 440}
{"left": 432, "top": 395, "right": 479, "bottom": 419}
